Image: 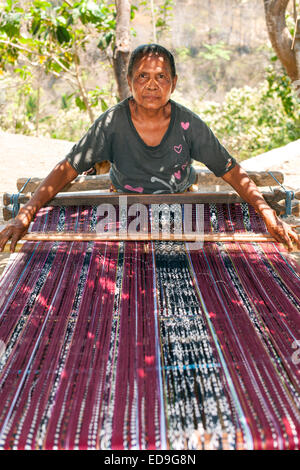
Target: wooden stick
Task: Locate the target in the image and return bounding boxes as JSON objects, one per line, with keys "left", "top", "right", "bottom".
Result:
{"left": 20, "top": 231, "right": 281, "bottom": 242}
{"left": 1, "top": 224, "right": 299, "bottom": 237}
{"left": 1, "top": 230, "right": 294, "bottom": 253}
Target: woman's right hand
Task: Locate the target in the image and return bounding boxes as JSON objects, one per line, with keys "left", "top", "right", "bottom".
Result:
{"left": 0, "top": 218, "right": 30, "bottom": 253}
{"left": 0, "top": 159, "right": 78, "bottom": 254}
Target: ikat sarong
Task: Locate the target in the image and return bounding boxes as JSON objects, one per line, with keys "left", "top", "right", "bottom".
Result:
{"left": 0, "top": 203, "right": 299, "bottom": 450}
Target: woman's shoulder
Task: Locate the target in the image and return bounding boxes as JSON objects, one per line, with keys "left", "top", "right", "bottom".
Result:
{"left": 171, "top": 99, "right": 205, "bottom": 125}
{"left": 94, "top": 98, "right": 129, "bottom": 129}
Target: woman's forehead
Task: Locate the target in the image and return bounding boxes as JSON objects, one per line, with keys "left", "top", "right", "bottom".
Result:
{"left": 132, "top": 54, "right": 171, "bottom": 73}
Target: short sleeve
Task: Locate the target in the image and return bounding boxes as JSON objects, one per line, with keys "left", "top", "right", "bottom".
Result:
{"left": 189, "top": 116, "right": 236, "bottom": 177}
{"left": 65, "top": 115, "right": 111, "bottom": 174}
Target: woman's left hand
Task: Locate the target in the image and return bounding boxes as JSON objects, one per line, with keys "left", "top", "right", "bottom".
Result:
{"left": 262, "top": 209, "right": 300, "bottom": 252}
{"left": 221, "top": 165, "right": 300, "bottom": 252}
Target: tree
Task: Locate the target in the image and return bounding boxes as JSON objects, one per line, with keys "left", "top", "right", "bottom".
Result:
{"left": 263, "top": 0, "right": 300, "bottom": 94}
{"left": 140, "top": 0, "right": 174, "bottom": 43}
{"left": 0, "top": 0, "right": 136, "bottom": 124}
{"left": 112, "top": 0, "right": 132, "bottom": 100}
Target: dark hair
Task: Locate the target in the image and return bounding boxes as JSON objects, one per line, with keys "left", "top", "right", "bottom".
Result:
{"left": 127, "top": 44, "right": 176, "bottom": 78}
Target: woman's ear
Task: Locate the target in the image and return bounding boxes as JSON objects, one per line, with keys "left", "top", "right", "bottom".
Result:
{"left": 127, "top": 75, "right": 132, "bottom": 92}
{"left": 171, "top": 75, "right": 178, "bottom": 93}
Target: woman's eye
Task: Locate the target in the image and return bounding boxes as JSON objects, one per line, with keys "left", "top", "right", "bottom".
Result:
{"left": 158, "top": 74, "right": 169, "bottom": 81}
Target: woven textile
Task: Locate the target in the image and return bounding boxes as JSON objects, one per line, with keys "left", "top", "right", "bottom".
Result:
{"left": 0, "top": 203, "right": 299, "bottom": 450}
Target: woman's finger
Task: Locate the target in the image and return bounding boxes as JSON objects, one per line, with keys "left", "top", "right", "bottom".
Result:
{"left": 0, "top": 224, "right": 26, "bottom": 253}
{"left": 284, "top": 234, "right": 294, "bottom": 252}
{"left": 9, "top": 232, "right": 21, "bottom": 253}
{"left": 0, "top": 236, "right": 9, "bottom": 252}
{"left": 281, "top": 229, "right": 298, "bottom": 252}
{"left": 268, "top": 225, "right": 292, "bottom": 251}
{"left": 275, "top": 232, "right": 293, "bottom": 251}
{"left": 287, "top": 229, "right": 300, "bottom": 250}
{"left": 0, "top": 227, "right": 13, "bottom": 252}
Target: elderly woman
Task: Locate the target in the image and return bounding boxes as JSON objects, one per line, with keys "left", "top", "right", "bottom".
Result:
{"left": 0, "top": 44, "right": 299, "bottom": 252}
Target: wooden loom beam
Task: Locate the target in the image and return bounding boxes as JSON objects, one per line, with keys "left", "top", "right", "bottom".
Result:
{"left": 1, "top": 231, "right": 295, "bottom": 253}
{"left": 4, "top": 188, "right": 298, "bottom": 207}
{"left": 3, "top": 188, "right": 300, "bottom": 221}
{"left": 16, "top": 170, "right": 285, "bottom": 193}
{"left": 3, "top": 170, "right": 299, "bottom": 221}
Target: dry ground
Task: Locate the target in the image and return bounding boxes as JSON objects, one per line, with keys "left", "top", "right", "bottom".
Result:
{"left": 0, "top": 132, "right": 299, "bottom": 276}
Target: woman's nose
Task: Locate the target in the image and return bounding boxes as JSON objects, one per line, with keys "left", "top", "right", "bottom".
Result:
{"left": 146, "top": 78, "right": 158, "bottom": 89}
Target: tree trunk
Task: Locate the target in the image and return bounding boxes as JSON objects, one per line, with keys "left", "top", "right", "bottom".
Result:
{"left": 293, "top": 18, "right": 300, "bottom": 92}
{"left": 263, "top": 0, "right": 299, "bottom": 82}
{"left": 113, "top": 0, "right": 131, "bottom": 101}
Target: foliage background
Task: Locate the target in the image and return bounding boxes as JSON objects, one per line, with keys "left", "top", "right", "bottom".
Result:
{"left": 0, "top": 0, "right": 299, "bottom": 162}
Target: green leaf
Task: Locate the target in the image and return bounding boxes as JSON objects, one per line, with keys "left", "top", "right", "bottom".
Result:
{"left": 75, "top": 95, "right": 86, "bottom": 111}
{"left": 61, "top": 92, "right": 74, "bottom": 109}
{"left": 6, "top": 0, "right": 13, "bottom": 12}
{"left": 31, "top": 19, "right": 41, "bottom": 35}
{"left": 104, "top": 31, "right": 113, "bottom": 46}
{"left": 0, "top": 12, "right": 22, "bottom": 38}
{"left": 49, "top": 61, "right": 63, "bottom": 74}
{"left": 130, "top": 5, "right": 137, "bottom": 20}
{"left": 15, "top": 65, "right": 32, "bottom": 80}
{"left": 101, "top": 98, "right": 108, "bottom": 111}
{"left": 56, "top": 25, "right": 70, "bottom": 43}
{"left": 97, "top": 38, "right": 105, "bottom": 50}
{"left": 33, "top": 1, "right": 52, "bottom": 9}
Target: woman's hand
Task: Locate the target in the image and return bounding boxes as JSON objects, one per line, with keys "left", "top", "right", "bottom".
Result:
{"left": 222, "top": 164, "right": 300, "bottom": 252}
{"left": 0, "top": 159, "right": 78, "bottom": 253}
{"left": 0, "top": 217, "right": 30, "bottom": 253}
{"left": 261, "top": 208, "right": 300, "bottom": 252}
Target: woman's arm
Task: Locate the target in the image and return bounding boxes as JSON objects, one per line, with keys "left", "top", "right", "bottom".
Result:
{"left": 0, "top": 159, "right": 78, "bottom": 252}
{"left": 221, "top": 164, "right": 300, "bottom": 252}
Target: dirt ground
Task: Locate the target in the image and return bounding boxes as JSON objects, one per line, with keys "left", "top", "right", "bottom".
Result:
{"left": 0, "top": 131, "right": 299, "bottom": 276}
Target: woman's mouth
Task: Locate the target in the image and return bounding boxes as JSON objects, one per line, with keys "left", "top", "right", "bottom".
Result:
{"left": 143, "top": 95, "right": 160, "bottom": 99}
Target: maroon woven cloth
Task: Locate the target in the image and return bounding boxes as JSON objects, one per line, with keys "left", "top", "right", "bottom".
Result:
{"left": 0, "top": 203, "right": 299, "bottom": 449}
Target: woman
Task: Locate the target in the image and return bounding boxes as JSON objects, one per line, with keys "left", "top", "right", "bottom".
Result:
{"left": 0, "top": 44, "right": 299, "bottom": 252}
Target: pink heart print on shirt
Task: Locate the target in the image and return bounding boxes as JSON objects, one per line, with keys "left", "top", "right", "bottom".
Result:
{"left": 124, "top": 184, "right": 144, "bottom": 193}
{"left": 174, "top": 144, "right": 182, "bottom": 154}
{"left": 181, "top": 122, "right": 190, "bottom": 130}
{"left": 174, "top": 170, "right": 181, "bottom": 180}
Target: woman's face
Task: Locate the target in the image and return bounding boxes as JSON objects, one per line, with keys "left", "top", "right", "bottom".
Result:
{"left": 127, "top": 53, "right": 177, "bottom": 110}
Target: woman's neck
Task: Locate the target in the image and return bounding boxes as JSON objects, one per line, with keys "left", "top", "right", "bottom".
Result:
{"left": 128, "top": 98, "right": 172, "bottom": 147}
{"left": 129, "top": 97, "right": 171, "bottom": 123}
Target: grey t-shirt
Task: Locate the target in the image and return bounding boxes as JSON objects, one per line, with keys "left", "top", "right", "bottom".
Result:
{"left": 65, "top": 97, "right": 236, "bottom": 194}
